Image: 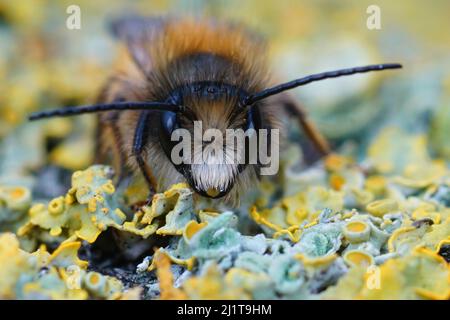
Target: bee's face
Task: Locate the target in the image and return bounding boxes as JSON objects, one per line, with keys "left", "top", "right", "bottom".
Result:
{"left": 158, "top": 84, "right": 259, "bottom": 199}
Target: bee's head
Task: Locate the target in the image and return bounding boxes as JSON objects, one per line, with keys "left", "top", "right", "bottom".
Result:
{"left": 159, "top": 82, "right": 260, "bottom": 199}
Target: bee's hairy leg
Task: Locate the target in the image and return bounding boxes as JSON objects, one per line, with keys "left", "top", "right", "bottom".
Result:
{"left": 280, "top": 96, "right": 331, "bottom": 157}
{"left": 132, "top": 110, "right": 158, "bottom": 204}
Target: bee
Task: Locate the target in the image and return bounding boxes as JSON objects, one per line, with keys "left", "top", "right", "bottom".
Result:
{"left": 29, "top": 16, "right": 401, "bottom": 204}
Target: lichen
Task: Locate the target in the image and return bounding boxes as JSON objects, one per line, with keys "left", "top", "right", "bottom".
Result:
{"left": 1, "top": 127, "right": 449, "bottom": 300}
{"left": 0, "top": 232, "right": 136, "bottom": 299}
{"left": 18, "top": 165, "right": 127, "bottom": 244}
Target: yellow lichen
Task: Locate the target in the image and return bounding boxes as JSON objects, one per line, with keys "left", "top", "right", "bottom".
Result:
{"left": 343, "top": 220, "right": 371, "bottom": 243}
{"left": 48, "top": 197, "right": 65, "bottom": 216}
{"left": 343, "top": 250, "right": 375, "bottom": 268}
{"left": 387, "top": 226, "right": 420, "bottom": 253}
{"left": 182, "top": 264, "right": 250, "bottom": 300}
{"left": 183, "top": 220, "right": 207, "bottom": 241}
{"left": 365, "top": 175, "right": 387, "bottom": 196}
{"left": 295, "top": 253, "right": 337, "bottom": 268}
{"left": 154, "top": 252, "right": 187, "bottom": 300}
{"left": 366, "top": 199, "right": 398, "bottom": 217}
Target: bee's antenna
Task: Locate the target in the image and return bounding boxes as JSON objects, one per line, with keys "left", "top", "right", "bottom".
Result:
{"left": 29, "top": 101, "right": 182, "bottom": 121}
{"left": 244, "top": 63, "right": 402, "bottom": 105}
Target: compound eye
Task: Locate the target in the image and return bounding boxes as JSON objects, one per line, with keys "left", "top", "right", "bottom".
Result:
{"left": 160, "top": 110, "right": 186, "bottom": 173}
{"left": 161, "top": 111, "right": 178, "bottom": 137}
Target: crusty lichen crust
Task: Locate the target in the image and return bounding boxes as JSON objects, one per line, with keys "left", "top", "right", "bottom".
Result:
{"left": 0, "top": 126, "right": 449, "bottom": 300}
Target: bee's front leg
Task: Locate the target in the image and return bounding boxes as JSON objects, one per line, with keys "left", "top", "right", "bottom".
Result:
{"left": 132, "top": 110, "right": 157, "bottom": 205}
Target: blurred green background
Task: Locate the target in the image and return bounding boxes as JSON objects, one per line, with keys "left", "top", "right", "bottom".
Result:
{"left": 0, "top": 0, "right": 449, "bottom": 189}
